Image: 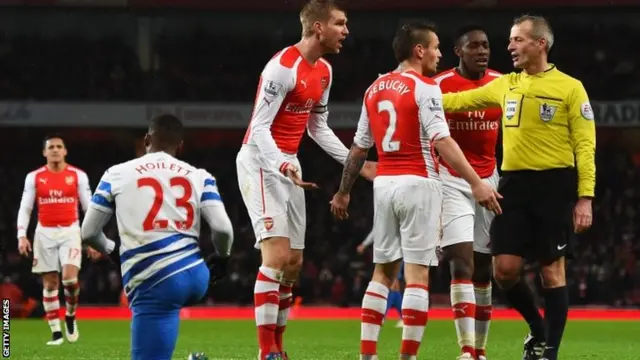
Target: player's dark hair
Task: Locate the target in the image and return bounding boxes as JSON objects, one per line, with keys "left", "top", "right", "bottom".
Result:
{"left": 148, "top": 114, "right": 184, "bottom": 148}
{"left": 392, "top": 21, "right": 438, "bottom": 63}
{"left": 42, "top": 133, "right": 65, "bottom": 149}
{"left": 300, "top": 0, "right": 345, "bottom": 37}
{"left": 454, "top": 25, "right": 487, "bottom": 47}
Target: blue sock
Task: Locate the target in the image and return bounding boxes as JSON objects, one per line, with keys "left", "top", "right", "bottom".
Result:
{"left": 386, "top": 290, "right": 402, "bottom": 317}
{"left": 393, "top": 291, "right": 403, "bottom": 315}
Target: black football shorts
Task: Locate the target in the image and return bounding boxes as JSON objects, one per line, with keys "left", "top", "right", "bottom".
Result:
{"left": 490, "top": 167, "right": 577, "bottom": 263}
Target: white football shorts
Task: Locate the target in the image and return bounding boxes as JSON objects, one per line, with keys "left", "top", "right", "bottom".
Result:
{"left": 32, "top": 222, "right": 82, "bottom": 273}
{"left": 372, "top": 175, "right": 442, "bottom": 266}
{"left": 440, "top": 167, "right": 500, "bottom": 254}
{"left": 236, "top": 144, "right": 306, "bottom": 250}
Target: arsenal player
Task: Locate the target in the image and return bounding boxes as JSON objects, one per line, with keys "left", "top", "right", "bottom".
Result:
{"left": 329, "top": 22, "right": 501, "bottom": 360}
{"left": 16, "top": 134, "right": 102, "bottom": 345}
{"left": 235, "top": 1, "right": 375, "bottom": 359}
{"left": 432, "top": 26, "right": 502, "bottom": 360}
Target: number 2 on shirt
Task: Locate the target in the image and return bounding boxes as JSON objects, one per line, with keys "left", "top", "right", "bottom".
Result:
{"left": 137, "top": 177, "right": 195, "bottom": 231}
{"left": 378, "top": 100, "right": 400, "bottom": 152}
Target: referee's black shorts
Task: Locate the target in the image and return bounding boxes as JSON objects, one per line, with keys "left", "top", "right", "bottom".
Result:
{"left": 490, "top": 167, "right": 577, "bottom": 263}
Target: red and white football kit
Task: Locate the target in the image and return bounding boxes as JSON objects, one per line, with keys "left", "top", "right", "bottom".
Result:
{"left": 17, "top": 165, "right": 92, "bottom": 273}
{"left": 237, "top": 46, "right": 349, "bottom": 250}
{"left": 433, "top": 69, "right": 502, "bottom": 254}
{"left": 354, "top": 70, "right": 450, "bottom": 266}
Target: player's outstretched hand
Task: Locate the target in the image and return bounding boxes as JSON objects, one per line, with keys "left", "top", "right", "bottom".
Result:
{"left": 207, "top": 254, "right": 230, "bottom": 284}
{"left": 18, "top": 237, "right": 31, "bottom": 257}
{"left": 284, "top": 165, "right": 319, "bottom": 190}
{"left": 472, "top": 182, "right": 503, "bottom": 215}
{"left": 356, "top": 244, "right": 366, "bottom": 254}
{"left": 330, "top": 192, "right": 350, "bottom": 220}
{"left": 573, "top": 198, "right": 593, "bottom": 233}
{"left": 359, "top": 161, "right": 377, "bottom": 182}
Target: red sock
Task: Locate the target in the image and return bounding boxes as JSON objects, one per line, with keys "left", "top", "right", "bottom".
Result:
{"left": 360, "top": 282, "right": 389, "bottom": 356}
{"left": 254, "top": 267, "right": 281, "bottom": 356}
{"left": 400, "top": 285, "right": 429, "bottom": 357}
{"left": 275, "top": 284, "right": 293, "bottom": 352}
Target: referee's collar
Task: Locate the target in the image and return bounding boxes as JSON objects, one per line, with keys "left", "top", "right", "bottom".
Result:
{"left": 524, "top": 64, "right": 556, "bottom": 77}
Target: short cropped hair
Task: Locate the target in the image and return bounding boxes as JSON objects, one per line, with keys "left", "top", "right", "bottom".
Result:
{"left": 300, "top": 0, "right": 344, "bottom": 37}
{"left": 148, "top": 114, "right": 184, "bottom": 147}
{"left": 392, "top": 21, "right": 438, "bottom": 63}
{"left": 42, "top": 133, "right": 65, "bottom": 149}
{"left": 453, "top": 25, "right": 487, "bottom": 46}
{"left": 513, "top": 15, "right": 554, "bottom": 52}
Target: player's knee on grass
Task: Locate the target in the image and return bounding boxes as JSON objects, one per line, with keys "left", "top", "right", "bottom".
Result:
{"left": 472, "top": 252, "right": 492, "bottom": 284}
{"left": 131, "top": 308, "right": 180, "bottom": 360}
{"left": 372, "top": 261, "right": 402, "bottom": 288}
{"left": 492, "top": 254, "right": 523, "bottom": 289}
{"left": 403, "top": 263, "right": 429, "bottom": 286}
{"left": 260, "top": 236, "right": 291, "bottom": 270}
{"left": 41, "top": 272, "right": 59, "bottom": 291}
{"left": 539, "top": 257, "right": 566, "bottom": 288}
{"left": 444, "top": 242, "right": 474, "bottom": 280}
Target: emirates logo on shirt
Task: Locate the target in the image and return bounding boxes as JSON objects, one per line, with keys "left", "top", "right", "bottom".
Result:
{"left": 284, "top": 99, "right": 314, "bottom": 114}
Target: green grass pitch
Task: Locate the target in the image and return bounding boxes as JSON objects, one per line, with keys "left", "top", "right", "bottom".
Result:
{"left": 8, "top": 319, "right": 640, "bottom": 359}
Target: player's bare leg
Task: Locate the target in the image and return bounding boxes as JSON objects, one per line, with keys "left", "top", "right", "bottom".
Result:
{"left": 493, "top": 254, "right": 545, "bottom": 359}
{"left": 443, "top": 242, "right": 476, "bottom": 359}
{"left": 276, "top": 249, "right": 302, "bottom": 358}
{"left": 41, "top": 272, "right": 63, "bottom": 345}
{"left": 399, "top": 262, "right": 430, "bottom": 360}
{"left": 538, "top": 257, "right": 568, "bottom": 360}
{"left": 472, "top": 252, "right": 493, "bottom": 360}
{"left": 256, "top": 237, "right": 290, "bottom": 360}
{"left": 61, "top": 264, "right": 81, "bottom": 343}
{"left": 360, "top": 260, "right": 400, "bottom": 360}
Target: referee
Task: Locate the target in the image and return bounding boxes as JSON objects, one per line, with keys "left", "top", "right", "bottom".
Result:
{"left": 442, "top": 15, "right": 596, "bottom": 360}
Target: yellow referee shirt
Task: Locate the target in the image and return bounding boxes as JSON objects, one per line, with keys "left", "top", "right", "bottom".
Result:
{"left": 442, "top": 65, "right": 596, "bottom": 198}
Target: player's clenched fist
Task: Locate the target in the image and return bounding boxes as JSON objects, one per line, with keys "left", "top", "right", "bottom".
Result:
{"left": 18, "top": 237, "right": 32, "bottom": 257}
{"left": 472, "top": 182, "right": 503, "bottom": 215}
{"left": 330, "top": 192, "right": 350, "bottom": 220}
{"left": 86, "top": 247, "right": 103, "bottom": 261}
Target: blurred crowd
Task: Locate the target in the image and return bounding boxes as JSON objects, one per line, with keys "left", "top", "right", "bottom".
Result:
{"left": 1, "top": 129, "right": 639, "bottom": 311}
{"left": 1, "top": 8, "right": 640, "bottom": 312}
{"left": 0, "top": 12, "right": 639, "bottom": 102}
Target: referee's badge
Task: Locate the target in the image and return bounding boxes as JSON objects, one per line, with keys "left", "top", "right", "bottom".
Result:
{"left": 539, "top": 103, "right": 557, "bottom": 122}
{"left": 505, "top": 99, "right": 518, "bottom": 120}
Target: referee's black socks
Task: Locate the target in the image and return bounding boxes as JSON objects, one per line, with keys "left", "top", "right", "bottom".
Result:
{"left": 542, "top": 286, "right": 569, "bottom": 360}
{"left": 502, "top": 279, "right": 546, "bottom": 340}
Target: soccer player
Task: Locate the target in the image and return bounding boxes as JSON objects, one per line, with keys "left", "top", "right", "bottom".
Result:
{"left": 16, "top": 134, "right": 103, "bottom": 345}
{"left": 442, "top": 16, "right": 596, "bottom": 360}
{"left": 357, "top": 231, "right": 404, "bottom": 328}
{"left": 432, "top": 26, "right": 502, "bottom": 360}
{"left": 329, "top": 21, "right": 501, "bottom": 360}
{"left": 80, "top": 114, "right": 234, "bottom": 360}
{"left": 236, "top": 1, "right": 375, "bottom": 359}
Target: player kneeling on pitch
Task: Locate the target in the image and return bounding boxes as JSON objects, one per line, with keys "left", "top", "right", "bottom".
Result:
{"left": 81, "top": 114, "right": 234, "bottom": 360}
{"left": 330, "top": 21, "right": 501, "bottom": 360}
